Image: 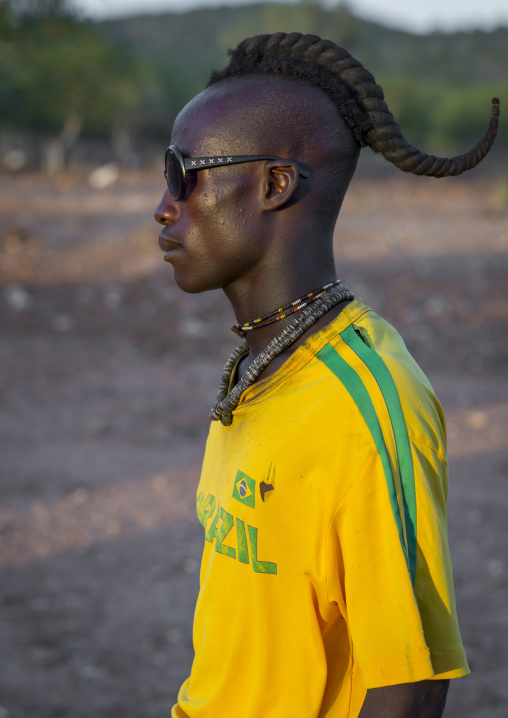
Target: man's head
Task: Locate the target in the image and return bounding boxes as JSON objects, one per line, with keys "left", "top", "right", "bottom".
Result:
{"left": 155, "top": 32, "right": 499, "bottom": 294}
{"left": 155, "top": 75, "right": 360, "bottom": 293}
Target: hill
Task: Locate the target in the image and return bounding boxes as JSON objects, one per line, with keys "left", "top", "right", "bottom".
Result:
{"left": 1, "top": 0, "right": 505, "bottom": 170}
{"left": 100, "top": 3, "right": 508, "bottom": 87}
{"left": 97, "top": 3, "right": 507, "bottom": 152}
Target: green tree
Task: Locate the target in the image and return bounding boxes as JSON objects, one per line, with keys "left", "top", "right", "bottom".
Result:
{"left": 1, "top": 0, "right": 155, "bottom": 171}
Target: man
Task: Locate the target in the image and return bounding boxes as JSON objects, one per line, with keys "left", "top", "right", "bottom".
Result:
{"left": 155, "top": 33, "right": 499, "bottom": 718}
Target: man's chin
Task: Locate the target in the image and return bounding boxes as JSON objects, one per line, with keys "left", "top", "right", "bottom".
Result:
{"left": 172, "top": 270, "right": 222, "bottom": 295}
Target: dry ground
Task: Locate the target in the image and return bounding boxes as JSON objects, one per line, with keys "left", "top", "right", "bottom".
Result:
{"left": 0, "top": 169, "right": 507, "bottom": 717}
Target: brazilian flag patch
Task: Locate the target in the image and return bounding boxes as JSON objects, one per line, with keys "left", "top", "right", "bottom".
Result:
{"left": 232, "top": 470, "right": 256, "bottom": 509}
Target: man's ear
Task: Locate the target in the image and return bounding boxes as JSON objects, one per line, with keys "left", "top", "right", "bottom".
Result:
{"left": 260, "top": 160, "right": 300, "bottom": 211}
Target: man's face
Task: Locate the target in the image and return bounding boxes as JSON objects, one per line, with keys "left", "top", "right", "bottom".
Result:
{"left": 155, "top": 76, "right": 361, "bottom": 295}
{"left": 154, "top": 96, "right": 271, "bottom": 295}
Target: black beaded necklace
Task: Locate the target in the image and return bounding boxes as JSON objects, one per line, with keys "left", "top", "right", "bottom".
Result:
{"left": 212, "top": 280, "right": 354, "bottom": 426}
{"left": 231, "top": 279, "right": 341, "bottom": 338}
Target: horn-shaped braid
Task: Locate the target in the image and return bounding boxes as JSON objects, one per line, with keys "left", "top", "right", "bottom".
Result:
{"left": 207, "top": 32, "right": 500, "bottom": 177}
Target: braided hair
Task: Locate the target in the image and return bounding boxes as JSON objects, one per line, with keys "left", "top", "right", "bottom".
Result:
{"left": 208, "top": 32, "right": 500, "bottom": 178}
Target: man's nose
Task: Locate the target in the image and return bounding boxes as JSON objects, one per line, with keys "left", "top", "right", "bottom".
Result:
{"left": 154, "top": 188, "right": 181, "bottom": 225}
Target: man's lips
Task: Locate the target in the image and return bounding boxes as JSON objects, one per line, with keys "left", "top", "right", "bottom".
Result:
{"left": 159, "top": 233, "right": 182, "bottom": 253}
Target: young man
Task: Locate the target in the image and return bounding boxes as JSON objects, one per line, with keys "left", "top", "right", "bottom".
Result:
{"left": 154, "top": 33, "right": 499, "bottom": 718}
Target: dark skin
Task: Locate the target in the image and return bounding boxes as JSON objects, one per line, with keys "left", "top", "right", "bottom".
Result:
{"left": 154, "top": 76, "right": 450, "bottom": 717}
{"left": 156, "top": 77, "right": 357, "bottom": 381}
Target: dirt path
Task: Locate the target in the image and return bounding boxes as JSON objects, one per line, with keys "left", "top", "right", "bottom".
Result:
{"left": 0, "top": 171, "right": 507, "bottom": 717}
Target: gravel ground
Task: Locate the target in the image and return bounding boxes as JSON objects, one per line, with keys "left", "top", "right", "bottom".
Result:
{"left": 0, "top": 170, "right": 507, "bottom": 717}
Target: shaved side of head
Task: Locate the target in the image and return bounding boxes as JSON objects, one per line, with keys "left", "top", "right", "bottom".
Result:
{"left": 172, "top": 76, "right": 361, "bottom": 219}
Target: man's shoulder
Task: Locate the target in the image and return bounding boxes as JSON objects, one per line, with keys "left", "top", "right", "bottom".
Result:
{"left": 321, "top": 300, "right": 446, "bottom": 454}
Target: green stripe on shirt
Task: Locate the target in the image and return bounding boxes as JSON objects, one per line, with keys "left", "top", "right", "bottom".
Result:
{"left": 316, "top": 343, "right": 409, "bottom": 571}
{"left": 340, "top": 324, "right": 417, "bottom": 585}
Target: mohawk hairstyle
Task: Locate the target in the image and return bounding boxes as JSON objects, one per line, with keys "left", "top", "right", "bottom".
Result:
{"left": 207, "top": 32, "right": 500, "bottom": 177}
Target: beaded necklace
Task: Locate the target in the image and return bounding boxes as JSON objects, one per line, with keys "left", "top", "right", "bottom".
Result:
{"left": 231, "top": 279, "right": 341, "bottom": 338}
{"left": 211, "top": 281, "right": 354, "bottom": 426}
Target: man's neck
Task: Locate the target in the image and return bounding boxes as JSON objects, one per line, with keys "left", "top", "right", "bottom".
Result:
{"left": 226, "top": 268, "right": 339, "bottom": 359}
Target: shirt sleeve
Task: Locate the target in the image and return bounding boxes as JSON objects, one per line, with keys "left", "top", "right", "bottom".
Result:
{"left": 325, "top": 441, "right": 469, "bottom": 689}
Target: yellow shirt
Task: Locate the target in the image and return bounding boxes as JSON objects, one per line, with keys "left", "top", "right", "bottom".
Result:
{"left": 172, "top": 298, "right": 469, "bottom": 718}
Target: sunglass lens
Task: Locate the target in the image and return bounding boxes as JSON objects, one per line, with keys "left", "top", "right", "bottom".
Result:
{"left": 166, "top": 149, "right": 184, "bottom": 200}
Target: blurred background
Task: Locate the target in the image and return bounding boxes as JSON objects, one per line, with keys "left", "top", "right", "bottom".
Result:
{"left": 0, "top": 0, "right": 507, "bottom": 716}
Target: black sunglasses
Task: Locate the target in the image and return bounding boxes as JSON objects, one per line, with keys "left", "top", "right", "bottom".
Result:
{"left": 164, "top": 144, "right": 311, "bottom": 201}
